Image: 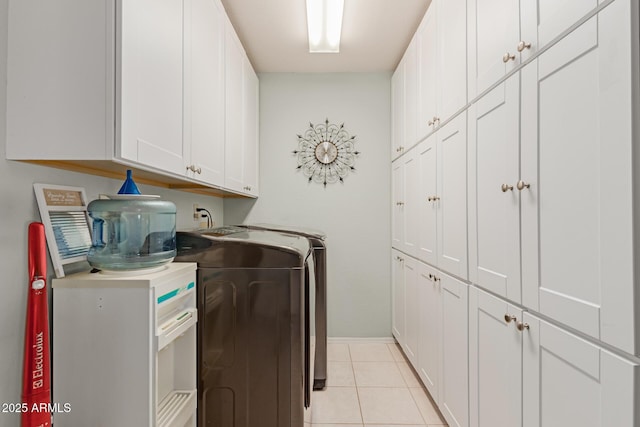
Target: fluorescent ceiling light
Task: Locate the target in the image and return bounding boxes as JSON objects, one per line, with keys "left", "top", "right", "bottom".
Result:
{"left": 306, "top": 0, "right": 344, "bottom": 53}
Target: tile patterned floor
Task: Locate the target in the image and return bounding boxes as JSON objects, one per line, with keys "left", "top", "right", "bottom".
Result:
{"left": 308, "top": 341, "right": 448, "bottom": 427}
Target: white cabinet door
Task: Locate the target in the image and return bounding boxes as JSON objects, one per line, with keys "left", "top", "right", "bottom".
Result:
{"left": 417, "top": 136, "right": 438, "bottom": 265}
{"left": 417, "top": 2, "right": 438, "bottom": 140}
{"left": 391, "top": 251, "right": 406, "bottom": 345}
{"left": 437, "top": 0, "right": 467, "bottom": 122}
{"left": 184, "top": 0, "right": 225, "bottom": 186}
{"left": 521, "top": 0, "right": 638, "bottom": 355}
{"left": 469, "top": 287, "right": 521, "bottom": 427}
{"left": 404, "top": 38, "right": 418, "bottom": 150}
{"left": 417, "top": 262, "right": 441, "bottom": 403}
{"left": 119, "top": 0, "right": 186, "bottom": 175}
{"left": 224, "top": 21, "right": 246, "bottom": 193}
{"left": 439, "top": 273, "right": 468, "bottom": 427}
{"left": 403, "top": 149, "right": 420, "bottom": 256}
{"left": 242, "top": 60, "right": 259, "bottom": 196}
{"left": 522, "top": 313, "right": 640, "bottom": 427}
{"left": 403, "top": 257, "right": 419, "bottom": 366}
{"left": 467, "top": 0, "right": 520, "bottom": 97}
{"left": 437, "top": 113, "right": 468, "bottom": 280}
{"left": 391, "top": 159, "right": 404, "bottom": 250}
{"left": 391, "top": 63, "right": 406, "bottom": 159}
{"left": 468, "top": 73, "right": 520, "bottom": 301}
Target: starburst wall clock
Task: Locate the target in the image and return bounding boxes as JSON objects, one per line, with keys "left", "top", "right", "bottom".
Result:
{"left": 293, "top": 119, "right": 360, "bottom": 187}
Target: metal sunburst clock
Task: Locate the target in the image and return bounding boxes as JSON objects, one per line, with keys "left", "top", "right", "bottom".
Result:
{"left": 293, "top": 119, "right": 360, "bottom": 187}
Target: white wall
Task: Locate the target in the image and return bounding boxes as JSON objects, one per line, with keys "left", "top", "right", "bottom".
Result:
{"left": 225, "top": 73, "right": 391, "bottom": 338}
{"left": 0, "top": 1, "right": 223, "bottom": 423}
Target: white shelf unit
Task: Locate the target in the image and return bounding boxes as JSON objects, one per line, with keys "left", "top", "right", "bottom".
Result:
{"left": 52, "top": 262, "right": 197, "bottom": 427}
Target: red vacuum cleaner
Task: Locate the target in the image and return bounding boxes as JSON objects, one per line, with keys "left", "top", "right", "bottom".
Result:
{"left": 21, "top": 222, "right": 52, "bottom": 427}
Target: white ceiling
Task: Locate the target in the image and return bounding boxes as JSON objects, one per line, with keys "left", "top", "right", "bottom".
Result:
{"left": 220, "top": 0, "right": 431, "bottom": 73}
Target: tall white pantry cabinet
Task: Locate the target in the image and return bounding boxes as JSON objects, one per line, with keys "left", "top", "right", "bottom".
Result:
{"left": 391, "top": 0, "right": 640, "bottom": 426}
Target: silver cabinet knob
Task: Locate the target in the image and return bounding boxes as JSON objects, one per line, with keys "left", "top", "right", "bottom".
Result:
{"left": 427, "top": 196, "right": 440, "bottom": 202}
{"left": 517, "top": 321, "right": 530, "bottom": 331}
{"left": 428, "top": 119, "right": 434, "bottom": 126}
{"left": 517, "top": 41, "right": 531, "bottom": 52}
{"left": 396, "top": 201, "right": 404, "bottom": 206}
{"left": 503, "top": 52, "right": 516, "bottom": 63}
{"left": 243, "top": 186, "right": 252, "bottom": 191}
{"left": 187, "top": 164, "right": 202, "bottom": 174}
{"left": 516, "top": 180, "right": 530, "bottom": 190}
{"left": 504, "top": 314, "right": 517, "bottom": 324}
{"left": 501, "top": 183, "right": 514, "bottom": 192}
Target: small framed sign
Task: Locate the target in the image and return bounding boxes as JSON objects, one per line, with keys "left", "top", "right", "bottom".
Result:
{"left": 33, "top": 184, "right": 92, "bottom": 278}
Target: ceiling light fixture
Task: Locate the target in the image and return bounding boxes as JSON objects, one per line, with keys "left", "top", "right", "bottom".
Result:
{"left": 306, "top": 0, "right": 344, "bottom": 53}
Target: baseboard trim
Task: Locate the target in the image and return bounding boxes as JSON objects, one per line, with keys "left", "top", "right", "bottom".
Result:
{"left": 327, "top": 336, "right": 397, "bottom": 344}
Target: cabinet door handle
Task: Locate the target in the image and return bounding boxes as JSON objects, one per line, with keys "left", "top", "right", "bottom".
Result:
{"left": 502, "top": 52, "right": 516, "bottom": 63}
{"left": 396, "top": 201, "right": 404, "bottom": 206}
{"left": 516, "top": 180, "right": 530, "bottom": 190}
{"left": 504, "top": 314, "right": 517, "bottom": 324}
{"left": 428, "top": 119, "right": 434, "bottom": 126}
{"left": 196, "top": 166, "right": 202, "bottom": 174}
{"left": 517, "top": 321, "right": 530, "bottom": 331}
{"left": 517, "top": 41, "right": 531, "bottom": 52}
{"left": 243, "top": 186, "right": 252, "bottom": 191}
{"left": 501, "top": 183, "right": 514, "bottom": 192}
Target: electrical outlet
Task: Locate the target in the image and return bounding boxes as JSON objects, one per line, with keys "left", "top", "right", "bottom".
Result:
{"left": 193, "top": 203, "right": 199, "bottom": 221}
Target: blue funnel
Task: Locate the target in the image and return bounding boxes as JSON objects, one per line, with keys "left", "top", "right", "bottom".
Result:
{"left": 117, "top": 170, "right": 141, "bottom": 195}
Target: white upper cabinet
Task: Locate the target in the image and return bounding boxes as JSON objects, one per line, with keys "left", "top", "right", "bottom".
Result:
{"left": 417, "top": 3, "right": 438, "bottom": 140}
{"left": 118, "top": 0, "right": 186, "bottom": 176}
{"left": 183, "top": 0, "right": 225, "bottom": 186}
{"left": 242, "top": 63, "right": 260, "bottom": 196}
{"left": 224, "top": 19, "right": 259, "bottom": 197}
{"left": 468, "top": 0, "right": 601, "bottom": 99}
{"left": 468, "top": 73, "right": 521, "bottom": 302}
{"left": 404, "top": 39, "right": 418, "bottom": 151}
{"left": 417, "top": 0, "right": 467, "bottom": 142}
{"left": 6, "top": 0, "right": 258, "bottom": 197}
{"left": 521, "top": 0, "right": 639, "bottom": 355}
{"left": 391, "top": 63, "right": 406, "bottom": 159}
{"left": 437, "top": 0, "right": 467, "bottom": 123}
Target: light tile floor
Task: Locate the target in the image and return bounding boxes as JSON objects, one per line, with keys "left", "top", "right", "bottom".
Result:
{"left": 309, "top": 341, "right": 448, "bottom": 427}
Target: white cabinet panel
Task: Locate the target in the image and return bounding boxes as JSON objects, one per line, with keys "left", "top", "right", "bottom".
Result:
{"left": 521, "top": 0, "right": 638, "bottom": 354}
{"left": 224, "top": 23, "right": 246, "bottom": 193}
{"left": 404, "top": 39, "right": 418, "bottom": 149}
{"left": 468, "top": 0, "right": 600, "bottom": 100}
{"left": 522, "top": 313, "right": 640, "bottom": 427}
{"left": 391, "top": 160, "right": 404, "bottom": 249}
{"left": 417, "top": 0, "right": 467, "bottom": 140}
{"left": 417, "top": 136, "right": 438, "bottom": 265}
{"left": 417, "top": 262, "right": 441, "bottom": 403}
{"left": 391, "top": 64, "right": 406, "bottom": 159}
{"left": 243, "top": 62, "right": 259, "bottom": 196}
{"left": 119, "top": 0, "right": 185, "bottom": 175}
{"left": 184, "top": 0, "right": 225, "bottom": 186}
{"left": 403, "top": 257, "right": 419, "bottom": 366}
{"left": 440, "top": 273, "right": 468, "bottom": 427}
{"left": 469, "top": 288, "right": 521, "bottom": 427}
{"left": 391, "top": 250, "right": 406, "bottom": 344}
{"left": 437, "top": 0, "right": 467, "bottom": 122}
{"left": 403, "top": 151, "right": 420, "bottom": 256}
{"left": 467, "top": 0, "right": 519, "bottom": 97}
{"left": 437, "top": 113, "right": 468, "bottom": 280}
{"left": 417, "top": 3, "right": 438, "bottom": 140}
{"left": 468, "top": 74, "right": 520, "bottom": 301}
